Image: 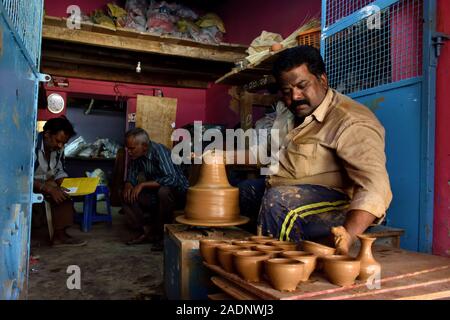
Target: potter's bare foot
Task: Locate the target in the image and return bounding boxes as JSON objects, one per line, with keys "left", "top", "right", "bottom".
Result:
{"left": 331, "top": 226, "right": 352, "bottom": 255}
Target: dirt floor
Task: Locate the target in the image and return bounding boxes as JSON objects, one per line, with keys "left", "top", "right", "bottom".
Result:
{"left": 27, "top": 204, "right": 165, "bottom": 300}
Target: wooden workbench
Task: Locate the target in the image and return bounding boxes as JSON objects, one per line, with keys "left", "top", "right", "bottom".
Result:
{"left": 205, "top": 246, "right": 450, "bottom": 300}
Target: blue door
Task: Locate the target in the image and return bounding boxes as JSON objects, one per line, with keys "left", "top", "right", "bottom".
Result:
{"left": 321, "top": 0, "right": 437, "bottom": 252}
{"left": 0, "top": 0, "right": 45, "bottom": 299}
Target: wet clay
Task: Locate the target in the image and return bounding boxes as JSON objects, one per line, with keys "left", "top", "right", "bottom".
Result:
{"left": 356, "top": 235, "right": 381, "bottom": 281}
{"left": 281, "top": 251, "right": 317, "bottom": 281}
{"left": 265, "top": 258, "right": 305, "bottom": 292}
{"left": 323, "top": 256, "right": 361, "bottom": 286}
{"left": 267, "top": 241, "right": 299, "bottom": 251}
{"left": 253, "top": 245, "right": 285, "bottom": 258}
{"left": 300, "top": 240, "right": 336, "bottom": 257}
{"left": 217, "top": 244, "right": 243, "bottom": 273}
{"left": 233, "top": 250, "right": 271, "bottom": 282}
{"left": 183, "top": 151, "right": 243, "bottom": 225}
{"left": 200, "top": 240, "right": 229, "bottom": 265}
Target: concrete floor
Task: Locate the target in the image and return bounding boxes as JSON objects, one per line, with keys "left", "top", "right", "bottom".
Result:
{"left": 27, "top": 204, "right": 165, "bottom": 300}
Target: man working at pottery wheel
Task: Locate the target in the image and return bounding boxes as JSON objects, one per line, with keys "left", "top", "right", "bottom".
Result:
{"left": 239, "top": 46, "right": 392, "bottom": 255}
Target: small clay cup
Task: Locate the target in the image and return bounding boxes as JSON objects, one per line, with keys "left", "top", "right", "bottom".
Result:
{"left": 300, "top": 240, "right": 336, "bottom": 257}
{"left": 233, "top": 250, "right": 271, "bottom": 282}
{"left": 267, "top": 240, "right": 298, "bottom": 251}
{"left": 232, "top": 240, "right": 259, "bottom": 249}
{"left": 265, "top": 258, "right": 305, "bottom": 292}
{"left": 323, "top": 256, "right": 361, "bottom": 287}
{"left": 253, "top": 245, "right": 285, "bottom": 258}
{"left": 280, "top": 251, "right": 317, "bottom": 281}
{"left": 199, "top": 240, "right": 229, "bottom": 265}
{"left": 248, "top": 236, "right": 275, "bottom": 244}
{"left": 217, "top": 244, "right": 243, "bottom": 273}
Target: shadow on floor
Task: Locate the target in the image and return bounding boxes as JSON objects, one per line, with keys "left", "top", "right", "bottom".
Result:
{"left": 28, "top": 204, "right": 165, "bottom": 300}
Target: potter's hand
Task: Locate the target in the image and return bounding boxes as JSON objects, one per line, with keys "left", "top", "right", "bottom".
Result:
{"left": 331, "top": 226, "right": 353, "bottom": 256}
{"left": 47, "top": 185, "right": 69, "bottom": 204}
{"left": 130, "top": 183, "right": 144, "bottom": 203}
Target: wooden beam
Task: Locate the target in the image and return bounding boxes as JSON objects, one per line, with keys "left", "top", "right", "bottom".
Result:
{"left": 41, "top": 64, "right": 210, "bottom": 89}
{"left": 42, "top": 20, "right": 247, "bottom": 63}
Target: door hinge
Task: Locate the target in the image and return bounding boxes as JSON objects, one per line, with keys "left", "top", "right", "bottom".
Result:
{"left": 433, "top": 33, "right": 450, "bottom": 58}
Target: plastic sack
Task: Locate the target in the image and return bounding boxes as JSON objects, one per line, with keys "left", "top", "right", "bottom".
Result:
{"left": 91, "top": 9, "right": 116, "bottom": 29}
{"left": 147, "top": 12, "right": 175, "bottom": 34}
{"left": 124, "top": 0, "right": 148, "bottom": 32}
{"left": 247, "top": 31, "right": 284, "bottom": 55}
{"left": 196, "top": 13, "right": 226, "bottom": 33}
{"left": 64, "top": 136, "right": 87, "bottom": 157}
{"left": 107, "top": 3, "right": 127, "bottom": 28}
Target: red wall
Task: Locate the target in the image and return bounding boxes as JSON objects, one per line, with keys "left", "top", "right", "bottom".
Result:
{"left": 433, "top": 0, "right": 450, "bottom": 257}
{"left": 39, "top": 78, "right": 207, "bottom": 128}
{"left": 218, "top": 0, "right": 321, "bottom": 45}
{"left": 44, "top": 0, "right": 113, "bottom": 16}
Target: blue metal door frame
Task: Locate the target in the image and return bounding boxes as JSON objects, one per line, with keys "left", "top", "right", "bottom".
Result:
{"left": 321, "top": 0, "right": 437, "bottom": 252}
{"left": 0, "top": 0, "right": 45, "bottom": 299}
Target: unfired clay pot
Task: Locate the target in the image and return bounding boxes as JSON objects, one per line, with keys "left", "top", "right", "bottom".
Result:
{"left": 267, "top": 240, "right": 299, "bottom": 251}
{"left": 300, "top": 240, "right": 336, "bottom": 257}
{"left": 253, "top": 245, "right": 285, "bottom": 258}
{"left": 200, "top": 240, "right": 229, "bottom": 265}
{"left": 323, "top": 256, "right": 361, "bottom": 286}
{"left": 280, "top": 251, "right": 317, "bottom": 281}
{"left": 177, "top": 151, "right": 249, "bottom": 227}
{"left": 265, "top": 258, "right": 305, "bottom": 292}
{"left": 356, "top": 235, "right": 381, "bottom": 281}
{"left": 233, "top": 250, "right": 271, "bottom": 282}
{"left": 217, "top": 244, "right": 243, "bottom": 273}
{"left": 232, "top": 240, "right": 259, "bottom": 249}
{"left": 248, "top": 236, "right": 275, "bottom": 244}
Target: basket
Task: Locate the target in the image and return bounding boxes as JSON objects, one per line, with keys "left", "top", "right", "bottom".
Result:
{"left": 296, "top": 27, "right": 321, "bottom": 49}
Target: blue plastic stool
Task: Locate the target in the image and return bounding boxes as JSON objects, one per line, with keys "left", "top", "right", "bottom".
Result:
{"left": 75, "top": 185, "right": 112, "bottom": 232}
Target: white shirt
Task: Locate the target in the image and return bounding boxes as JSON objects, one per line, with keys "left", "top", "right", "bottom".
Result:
{"left": 34, "top": 137, "right": 68, "bottom": 182}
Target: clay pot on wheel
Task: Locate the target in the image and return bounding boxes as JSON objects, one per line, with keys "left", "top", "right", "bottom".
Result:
{"left": 199, "top": 240, "right": 229, "bottom": 265}
{"left": 267, "top": 240, "right": 298, "bottom": 251}
{"left": 280, "top": 251, "right": 317, "bottom": 281}
{"left": 323, "top": 256, "right": 361, "bottom": 286}
{"left": 217, "top": 244, "right": 243, "bottom": 273}
{"left": 265, "top": 258, "right": 304, "bottom": 292}
{"left": 356, "top": 235, "right": 381, "bottom": 281}
{"left": 233, "top": 250, "right": 270, "bottom": 282}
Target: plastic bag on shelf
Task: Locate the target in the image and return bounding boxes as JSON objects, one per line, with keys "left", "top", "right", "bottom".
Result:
{"left": 146, "top": 11, "right": 176, "bottom": 34}
{"left": 91, "top": 9, "right": 116, "bottom": 29}
{"left": 124, "top": 0, "right": 148, "bottom": 32}
{"left": 107, "top": 3, "right": 128, "bottom": 28}
{"left": 196, "top": 13, "right": 226, "bottom": 33}
{"left": 64, "top": 136, "right": 87, "bottom": 157}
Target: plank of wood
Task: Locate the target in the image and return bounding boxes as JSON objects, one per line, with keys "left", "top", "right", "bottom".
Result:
{"left": 395, "top": 290, "right": 450, "bottom": 300}
{"left": 40, "top": 65, "right": 210, "bottom": 89}
{"left": 136, "top": 95, "right": 177, "bottom": 148}
{"left": 42, "top": 21, "right": 246, "bottom": 63}
{"left": 204, "top": 246, "right": 450, "bottom": 300}
{"left": 211, "top": 277, "right": 259, "bottom": 300}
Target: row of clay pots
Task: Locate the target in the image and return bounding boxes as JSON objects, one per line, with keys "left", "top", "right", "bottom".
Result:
{"left": 200, "top": 234, "right": 381, "bottom": 290}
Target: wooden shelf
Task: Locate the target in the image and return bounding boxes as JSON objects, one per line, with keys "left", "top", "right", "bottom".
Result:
{"left": 41, "top": 16, "right": 248, "bottom": 89}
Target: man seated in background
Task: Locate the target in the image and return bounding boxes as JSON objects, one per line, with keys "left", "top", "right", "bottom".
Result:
{"left": 122, "top": 128, "right": 188, "bottom": 250}
{"left": 33, "top": 116, "right": 87, "bottom": 247}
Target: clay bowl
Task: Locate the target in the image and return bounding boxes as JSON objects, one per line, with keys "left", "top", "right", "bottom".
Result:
{"left": 300, "top": 240, "right": 336, "bottom": 257}
{"left": 280, "top": 251, "right": 317, "bottom": 281}
{"left": 248, "top": 236, "right": 275, "bottom": 244}
{"left": 323, "top": 256, "right": 361, "bottom": 287}
{"left": 267, "top": 240, "right": 299, "bottom": 251}
{"left": 253, "top": 245, "right": 285, "bottom": 258}
{"left": 265, "top": 258, "right": 305, "bottom": 292}
{"left": 233, "top": 250, "right": 271, "bottom": 282}
{"left": 232, "top": 240, "right": 259, "bottom": 249}
{"left": 217, "top": 244, "right": 244, "bottom": 273}
{"left": 199, "top": 240, "right": 229, "bottom": 265}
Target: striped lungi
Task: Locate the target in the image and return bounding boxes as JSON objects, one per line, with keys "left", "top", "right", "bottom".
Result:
{"left": 257, "top": 184, "right": 350, "bottom": 242}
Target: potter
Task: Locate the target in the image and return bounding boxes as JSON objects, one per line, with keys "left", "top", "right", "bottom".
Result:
{"left": 237, "top": 45, "right": 392, "bottom": 254}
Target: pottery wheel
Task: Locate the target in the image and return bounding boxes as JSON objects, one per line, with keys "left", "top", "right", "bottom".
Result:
{"left": 176, "top": 215, "right": 249, "bottom": 227}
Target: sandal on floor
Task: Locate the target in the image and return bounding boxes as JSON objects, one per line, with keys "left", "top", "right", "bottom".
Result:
{"left": 52, "top": 237, "right": 87, "bottom": 248}
{"left": 126, "top": 233, "right": 153, "bottom": 245}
